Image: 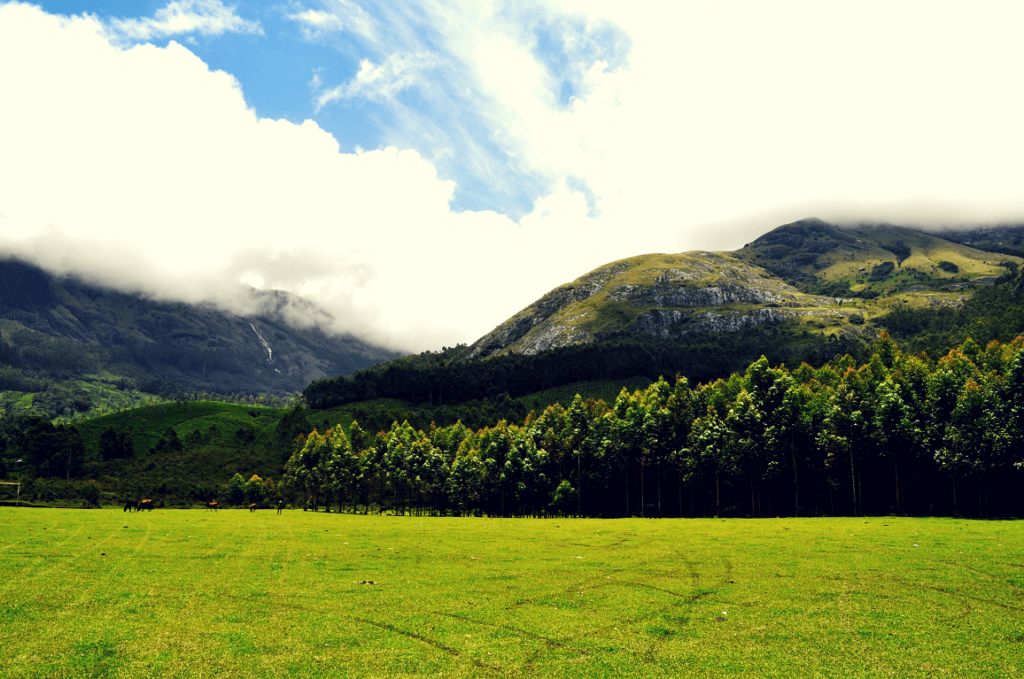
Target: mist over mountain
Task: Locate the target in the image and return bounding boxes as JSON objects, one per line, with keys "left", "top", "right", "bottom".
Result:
{"left": 0, "top": 257, "right": 400, "bottom": 399}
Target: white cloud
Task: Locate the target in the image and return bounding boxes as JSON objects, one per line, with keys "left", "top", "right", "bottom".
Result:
{"left": 0, "top": 2, "right": 542, "bottom": 351}
{"left": 287, "top": 1, "right": 375, "bottom": 41}
{"left": 7, "top": 0, "right": 1024, "bottom": 357}
{"left": 288, "top": 8, "right": 344, "bottom": 40}
{"left": 323, "top": 0, "right": 1024, "bottom": 253}
{"left": 106, "top": 0, "right": 263, "bottom": 41}
{"left": 316, "top": 52, "right": 436, "bottom": 109}
{"left": 308, "top": 68, "right": 323, "bottom": 91}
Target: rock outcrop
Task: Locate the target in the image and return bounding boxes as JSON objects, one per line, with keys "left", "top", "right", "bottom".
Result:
{"left": 462, "top": 250, "right": 851, "bottom": 359}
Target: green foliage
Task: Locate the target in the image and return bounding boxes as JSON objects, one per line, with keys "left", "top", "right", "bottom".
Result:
{"left": 152, "top": 428, "right": 183, "bottom": 454}
{"left": 99, "top": 427, "right": 134, "bottom": 461}
{"left": 80, "top": 479, "right": 101, "bottom": 508}
{"left": 283, "top": 334, "right": 1024, "bottom": 519}
{"left": 243, "top": 474, "right": 265, "bottom": 504}
{"left": 937, "top": 260, "right": 960, "bottom": 273}
{"left": 226, "top": 472, "right": 246, "bottom": 506}
{"left": 869, "top": 261, "right": 896, "bottom": 281}
{"left": 878, "top": 283, "right": 1024, "bottom": 357}
{"left": 549, "top": 479, "right": 576, "bottom": 516}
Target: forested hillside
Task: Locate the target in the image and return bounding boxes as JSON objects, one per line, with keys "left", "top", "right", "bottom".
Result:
{"left": 304, "top": 326, "right": 866, "bottom": 409}
{"left": 0, "top": 257, "right": 399, "bottom": 421}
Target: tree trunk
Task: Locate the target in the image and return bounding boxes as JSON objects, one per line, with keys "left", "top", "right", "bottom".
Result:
{"left": 894, "top": 449, "right": 901, "bottom": 516}
{"left": 791, "top": 435, "right": 799, "bottom": 518}
{"left": 850, "top": 448, "right": 858, "bottom": 517}
{"left": 578, "top": 452, "right": 583, "bottom": 517}
{"left": 978, "top": 477, "right": 987, "bottom": 520}
{"left": 714, "top": 472, "right": 721, "bottom": 517}
{"left": 625, "top": 466, "right": 629, "bottom": 518}
{"left": 750, "top": 475, "right": 756, "bottom": 519}
{"left": 640, "top": 461, "right": 645, "bottom": 518}
{"left": 678, "top": 469, "right": 683, "bottom": 519}
{"left": 657, "top": 461, "right": 662, "bottom": 518}
{"left": 690, "top": 477, "right": 694, "bottom": 518}
{"left": 952, "top": 472, "right": 957, "bottom": 517}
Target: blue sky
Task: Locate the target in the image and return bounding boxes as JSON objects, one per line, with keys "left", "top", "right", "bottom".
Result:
{"left": 3, "top": 1, "right": 1024, "bottom": 351}
{"left": 32, "top": 0, "right": 624, "bottom": 217}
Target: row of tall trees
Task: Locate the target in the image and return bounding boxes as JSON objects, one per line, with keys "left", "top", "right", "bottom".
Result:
{"left": 285, "top": 333, "right": 1024, "bottom": 519}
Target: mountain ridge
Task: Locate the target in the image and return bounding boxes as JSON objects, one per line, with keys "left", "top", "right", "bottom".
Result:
{"left": 461, "top": 218, "right": 1020, "bottom": 360}
{"left": 0, "top": 257, "right": 399, "bottom": 400}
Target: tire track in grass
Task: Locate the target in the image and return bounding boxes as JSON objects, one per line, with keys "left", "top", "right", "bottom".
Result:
{"left": 616, "top": 581, "right": 720, "bottom": 604}
{"left": 552, "top": 575, "right": 718, "bottom": 651}
{"left": 920, "top": 557, "right": 1024, "bottom": 603}
{"left": 350, "top": 616, "right": 503, "bottom": 673}
{"left": 887, "top": 577, "right": 1024, "bottom": 613}
{"left": 833, "top": 573, "right": 890, "bottom": 675}
{"left": 430, "top": 610, "right": 588, "bottom": 656}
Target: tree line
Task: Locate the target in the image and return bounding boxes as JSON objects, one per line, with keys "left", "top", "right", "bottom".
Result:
{"left": 283, "top": 333, "right": 1024, "bottom": 519}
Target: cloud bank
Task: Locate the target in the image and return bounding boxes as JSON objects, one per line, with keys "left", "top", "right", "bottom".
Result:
{"left": 107, "top": 0, "right": 262, "bottom": 42}
{"left": 4, "top": 1, "right": 1024, "bottom": 355}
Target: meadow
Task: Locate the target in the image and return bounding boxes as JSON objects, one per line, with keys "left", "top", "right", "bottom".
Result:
{"left": 0, "top": 509, "right": 1021, "bottom": 678}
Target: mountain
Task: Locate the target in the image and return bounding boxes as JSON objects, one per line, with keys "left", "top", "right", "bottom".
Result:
{"left": 734, "top": 218, "right": 1017, "bottom": 295}
{"left": 462, "top": 218, "right": 1020, "bottom": 360}
{"left": 305, "top": 218, "right": 1024, "bottom": 411}
{"left": 461, "top": 249, "right": 849, "bottom": 360}
{"left": 0, "top": 258, "right": 400, "bottom": 405}
{"left": 911, "top": 223, "right": 1024, "bottom": 259}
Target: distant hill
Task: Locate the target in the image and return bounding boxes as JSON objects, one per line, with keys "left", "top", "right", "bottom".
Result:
{"left": 0, "top": 258, "right": 400, "bottom": 418}
{"left": 734, "top": 218, "right": 1018, "bottom": 296}
{"left": 911, "top": 223, "right": 1024, "bottom": 259}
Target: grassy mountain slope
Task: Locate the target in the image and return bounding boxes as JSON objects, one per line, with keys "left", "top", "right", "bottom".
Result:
{"left": 462, "top": 249, "right": 858, "bottom": 360}
{"left": 919, "top": 223, "right": 1024, "bottom": 259}
{"left": 463, "top": 218, "right": 1019, "bottom": 362}
{"left": 735, "top": 218, "right": 1017, "bottom": 298}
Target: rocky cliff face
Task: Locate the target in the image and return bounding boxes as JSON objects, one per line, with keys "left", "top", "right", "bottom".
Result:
{"left": 462, "top": 261, "right": 633, "bottom": 359}
{"left": 462, "top": 250, "right": 854, "bottom": 359}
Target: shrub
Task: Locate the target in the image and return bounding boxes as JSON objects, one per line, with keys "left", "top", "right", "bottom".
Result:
{"left": 869, "top": 261, "right": 896, "bottom": 281}
{"left": 81, "top": 480, "right": 101, "bottom": 508}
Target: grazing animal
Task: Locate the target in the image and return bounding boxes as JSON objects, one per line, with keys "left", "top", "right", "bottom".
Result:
{"left": 276, "top": 500, "right": 283, "bottom": 515}
{"left": 204, "top": 501, "right": 218, "bottom": 511}
{"left": 138, "top": 499, "right": 155, "bottom": 511}
{"left": 123, "top": 500, "right": 139, "bottom": 512}
{"left": 249, "top": 503, "right": 257, "bottom": 513}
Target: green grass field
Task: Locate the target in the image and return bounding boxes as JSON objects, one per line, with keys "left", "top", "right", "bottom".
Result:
{"left": 1, "top": 510, "right": 1022, "bottom": 678}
